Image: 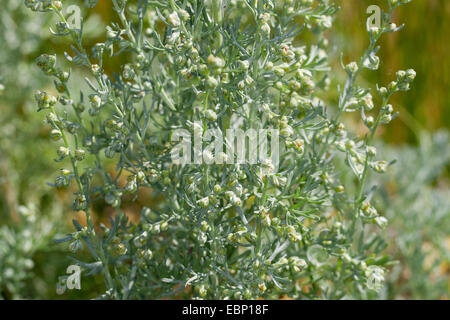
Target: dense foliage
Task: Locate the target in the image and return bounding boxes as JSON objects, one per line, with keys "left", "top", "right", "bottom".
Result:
{"left": 0, "top": 0, "right": 447, "bottom": 300}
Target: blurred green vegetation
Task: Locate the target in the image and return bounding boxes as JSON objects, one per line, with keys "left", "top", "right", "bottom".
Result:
{"left": 0, "top": 0, "right": 448, "bottom": 299}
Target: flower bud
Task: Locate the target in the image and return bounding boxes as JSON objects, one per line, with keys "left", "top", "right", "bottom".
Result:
{"left": 367, "top": 146, "right": 377, "bottom": 157}
{"left": 201, "top": 221, "right": 209, "bottom": 232}
{"left": 206, "top": 76, "right": 219, "bottom": 88}
{"left": 388, "top": 23, "right": 397, "bottom": 32}
{"left": 74, "top": 148, "right": 86, "bottom": 161}
{"left": 50, "top": 129, "right": 62, "bottom": 141}
{"left": 396, "top": 70, "right": 406, "bottom": 82}
{"left": 289, "top": 256, "right": 307, "bottom": 272}
{"left": 178, "top": 9, "right": 190, "bottom": 22}
{"left": 368, "top": 26, "right": 381, "bottom": 38}
{"left": 61, "top": 169, "right": 72, "bottom": 176}
{"left": 389, "top": 0, "right": 398, "bottom": 7}
{"left": 167, "top": 12, "right": 181, "bottom": 27}
{"left": 91, "top": 64, "right": 100, "bottom": 74}
{"left": 345, "top": 61, "right": 358, "bottom": 74}
{"left": 360, "top": 93, "right": 374, "bottom": 111}
{"left": 55, "top": 175, "right": 70, "bottom": 187}
{"left": 113, "top": 243, "right": 127, "bottom": 256}
{"left": 405, "top": 69, "right": 416, "bottom": 82}
{"left": 381, "top": 113, "right": 392, "bottom": 123}
{"left": 260, "top": 23, "right": 271, "bottom": 37}
{"left": 160, "top": 221, "right": 169, "bottom": 231}
{"left": 384, "top": 104, "right": 394, "bottom": 114}
{"left": 89, "top": 94, "right": 102, "bottom": 108}
{"left": 207, "top": 55, "right": 225, "bottom": 69}
{"left": 57, "top": 146, "right": 70, "bottom": 158}
{"left": 378, "top": 86, "right": 388, "bottom": 98}
{"left": 388, "top": 81, "right": 398, "bottom": 92}
{"left": 213, "top": 184, "right": 222, "bottom": 193}
{"left": 53, "top": 1, "right": 62, "bottom": 11}
{"left": 373, "top": 160, "right": 388, "bottom": 173}
{"left": 133, "top": 232, "right": 148, "bottom": 248}
{"left": 204, "top": 109, "right": 217, "bottom": 121}
{"left": 258, "top": 282, "right": 267, "bottom": 293}
{"left": 293, "top": 138, "right": 304, "bottom": 152}
{"left": 56, "top": 21, "right": 69, "bottom": 34}
{"left": 366, "top": 116, "right": 375, "bottom": 128}
{"left": 345, "top": 140, "right": 355, "bottom": 150}
{"left": 197, "top": 196, "right": 210, "bottom": 208}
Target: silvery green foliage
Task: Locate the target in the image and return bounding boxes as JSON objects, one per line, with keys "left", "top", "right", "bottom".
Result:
{"left": 26, "top": 0, "right": 415, "bottom": 299}
{"left": 373, "top": 131, "right": 450, "bottom": 299}
{"left": 0, "top": 0, "right": 56, "bottom": 299}
{"left": 0, "top": 0, "right": 48, "bottom": 106}
{"left": 0, "top": 0, "right": 104, "bottom": 299}
{"left": 0, "top": 206, "right": 57, "bottom": 299}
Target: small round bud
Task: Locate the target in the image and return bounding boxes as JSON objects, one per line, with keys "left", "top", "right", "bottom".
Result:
{"left": 405, "top": 69, "right": 416, "bottom": 82}
{"left": 113, "top": 243, "right": 127, "bottom": 256}
{"left": 74, "top": 148, "right": 86, "bottom": 161}
{"left": 378, "top": 87, "right": 388, "bottom": 98}
{"left": 361, "top": 93, "right": 374, "bottom": 110}
{"left": 52, "top": 1, "right": 62, "bottom": 11}
{"left": 201, "top": 221, "right": 209, "bottom": 232}
{"left": 178, "top": 9, "right": 190, "bottom": 21}
{"left": 206, "top": 76, "right": 219, "bottom": 88}
{"left": 289, "top": 256, "right": 307, "bottom": 272}
{"left": 197, "top": 196, "right": 209, "bottom": 208}
{"left": 387, "top": 23, "right": 397, "bottom": 32}
{"left": 345, "top": 61, "right": 359, "bottom": 74}
{"left": 204, "top": 109, "right": 217, "bottom": 121}
{"left": 57, "top": 146, "right": 70, "bottom": 158}
{"left": 385, "top": 104, "right": 394, "bottom": 114}
{"left": 381, "top": 113, "right": 392, "bottom": 123}
{"left": 388, "top": 81, "right": 398, "bottom": 92}
{"left": 368, "top": 26, "right": 380, "bottom": 38}
{"left": 258, "top": 282, "right": 267, "bottom": 293}
{"left": 207, "top": 55, "right": 225, "bottom": 68}
{"left": 389, "top": 0, "right": 398, "bottom": 7}
{"left": 374, "top": 160, "right": 388, "bottom": 173}
{"left": 91, "top": 64, "right": 100, "bottom": 74}
{"left": 50, "top": 129, "right": 62, "bottom": 141}
{"left": 396, "top": 70, "right": 406, "bottom": 82}
{"left": 167, "top": 12, "right": 181, "bottom": 27}
{"left": 238, "top": 60, "right": 250, "bottom": 70}
{"left": 89, "top": 94, "right": 102, "bottom": 108}
{"left": 61, "top": 169, "right": 72, "bottom": 176}
{"left": 366, "top": 116, "right": 375, "bottom": 128}
{"left": 345, "top": 140, "right": 355, "bottom": 150}
{"left": 367, "top": 146, "right": 377, "bottom": 157}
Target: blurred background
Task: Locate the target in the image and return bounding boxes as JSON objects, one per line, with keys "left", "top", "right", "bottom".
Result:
{"left": 0, "top": 0, "right": 448, "bottom": 299}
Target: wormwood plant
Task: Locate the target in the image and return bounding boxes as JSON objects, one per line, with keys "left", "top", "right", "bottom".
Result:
{"left": 25, "top": 0, "right": 415, "bottom": 299}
